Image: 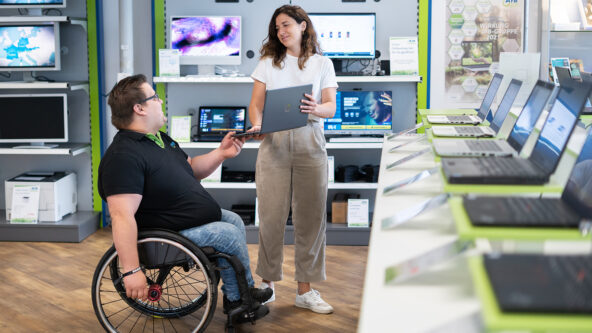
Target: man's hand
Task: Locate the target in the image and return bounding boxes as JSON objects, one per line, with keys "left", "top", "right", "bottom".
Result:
{"left": 124, "top": 271, "right": 149, "bottom": 301}
{"left": 218, "top": 132, "right": 245, "bottom": 158}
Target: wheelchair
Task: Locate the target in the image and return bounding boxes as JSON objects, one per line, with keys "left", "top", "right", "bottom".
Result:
{"left": 91, "top": 229, "right": 266, "bottom": 333}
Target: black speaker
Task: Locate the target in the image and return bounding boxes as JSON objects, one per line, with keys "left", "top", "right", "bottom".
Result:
{"left": 375, "top": 50, "right": 381, "bottom": 59}
{"left": 246, "top": 50, "right": 255, "bottom": 59}
{"left": 380, "top": 60, "right": 390, "bottom": 75}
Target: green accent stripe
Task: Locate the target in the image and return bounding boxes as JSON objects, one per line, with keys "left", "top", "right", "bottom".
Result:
{"left": 154, "top": 0, "right": 167, "bottom": 132}
{"left": 87, "top": 0, "right": 102, "bottom": 213}
{"left": 417, "top": 0, "right": 430, "bottom": 133}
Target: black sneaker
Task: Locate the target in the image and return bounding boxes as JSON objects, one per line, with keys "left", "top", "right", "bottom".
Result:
{"left": 250, "top": 286, "right": 273, "bottom": 303}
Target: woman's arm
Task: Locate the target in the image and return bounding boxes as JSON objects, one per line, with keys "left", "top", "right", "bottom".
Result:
{"left": 249, "top": 80, "right": 266, "bottom": 127}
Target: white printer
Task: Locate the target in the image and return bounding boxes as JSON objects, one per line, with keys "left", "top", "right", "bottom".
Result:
{"left": 5, "top": 172, "right": 77, "bottom": 222}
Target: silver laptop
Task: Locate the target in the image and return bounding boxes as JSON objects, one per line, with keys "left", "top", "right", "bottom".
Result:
{"left": 427, "top": 73, "right": 503, "bottom": 125}
{"left": 432, "top": 80, "right": 556, "bottom": 157}
{"left": 233, "top": 84, "right": 312, "bottom": 137}
{"left": 432, "top": 79, "right": 522, "bottom": 138}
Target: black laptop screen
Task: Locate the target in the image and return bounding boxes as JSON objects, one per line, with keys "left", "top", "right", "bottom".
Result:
{"left": 476, "top": 73, "right": 503, "bottom": 120}
{"left": 198, "top": 107, "right": 245, "bottom": 136}
{"left": 562, "top": 130, "right": 592, "bottom": 218}
{"left": 529, "top": 84, "right": 591, "bottom": 175}
{"left": 506, "top": 81, "right": 555, "bottom": 153}
{"left": 489, "top": 79, "right": 522, "bottom": 133}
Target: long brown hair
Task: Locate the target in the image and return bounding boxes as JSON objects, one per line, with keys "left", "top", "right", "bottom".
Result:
{"left": 260, "top": 5, "right": 321, "bottom": 70}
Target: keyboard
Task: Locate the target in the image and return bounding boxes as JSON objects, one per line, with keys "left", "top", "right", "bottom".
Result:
{"left": 455, "top": 127, "right": 485, "bottom": 135}
{"left": 465, "top": 140, "right": 502, "bottom": 152}
{"left": 501, "top": 197, "right": 577, "bottom": 225}
{"left": 476, "top": 157, "right": 539, "bottom": 177}
{"left": 335, "top": 71, "right": 366, "bottom": 76}
{"left": 447, "top": 115, "right": 476, "bottom": 123}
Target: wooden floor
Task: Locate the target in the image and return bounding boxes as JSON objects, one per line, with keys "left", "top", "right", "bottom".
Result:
{"left": 0, "top": 227, "right": 367, "bottom": 332}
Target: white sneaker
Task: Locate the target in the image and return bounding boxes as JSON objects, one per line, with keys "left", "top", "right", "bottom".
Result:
{"left": 294, "top": 289, "right": 334, "bottom": 314}
{"left": 260, "top": 282, "right": 275, "bottom": 304}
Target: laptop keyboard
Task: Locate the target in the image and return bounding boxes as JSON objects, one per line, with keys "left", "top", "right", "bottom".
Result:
{"left": 447, "top": 115, "right": 474, "bottom": 123}
{"left": 455, "top": 127, "right": 484, "bottom": 135}
{"left": 476, "top": 157, "right": 538, "bottom": 176}
{"left": 465, "top": 140, "right": 502, "bottom": 152}
{"left": 502, "top": 197, "right": 577, "bottom": 225}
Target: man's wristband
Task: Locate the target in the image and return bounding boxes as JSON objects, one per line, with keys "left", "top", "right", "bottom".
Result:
{"left": 114, "top": 266, "right": 143, "bottom": 285}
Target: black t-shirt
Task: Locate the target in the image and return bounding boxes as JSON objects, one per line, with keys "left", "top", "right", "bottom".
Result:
{"left": 98, "top": 130, "right": 221, "bottom": 231}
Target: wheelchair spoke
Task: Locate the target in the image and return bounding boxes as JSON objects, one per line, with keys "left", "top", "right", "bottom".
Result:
{"left": 114, "top": 306, "right": 140, "bottom": 330}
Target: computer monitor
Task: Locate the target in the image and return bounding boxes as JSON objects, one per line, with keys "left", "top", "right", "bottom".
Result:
{"left": 324, "top": 90, "right": 392, "bottom": 135}
{"left": 308, "top": 13, "right": 376, "bottom": 59}
{"left": 0, "top": 93, "right": 68, "bottom": 148}
{"left": 197, "top": 106, "right": 245, "bottom": 141}
{"left": 170, "top": 16, "right": 241, "bottom": 75}
{"left": 0, "top": 23, "right": 60, "bottom": 71}
{"left": 0, "top": 0, "right": 66, "bottom": 9}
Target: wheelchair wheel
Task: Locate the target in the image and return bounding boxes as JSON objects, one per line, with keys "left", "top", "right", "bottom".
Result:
{"left": 92, "top": 230, "right": 218, "bottom": 333}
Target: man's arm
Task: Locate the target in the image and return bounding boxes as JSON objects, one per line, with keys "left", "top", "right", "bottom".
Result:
{"left": 107, "top": 193, "right": 147, "bottom": 300}
{"left": 187, "top": 133, "right": 245, "bottom": 180}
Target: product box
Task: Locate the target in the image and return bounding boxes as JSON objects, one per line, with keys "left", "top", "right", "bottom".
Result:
{"left": 331, "top": 193, "right": 360, "bottom": 223}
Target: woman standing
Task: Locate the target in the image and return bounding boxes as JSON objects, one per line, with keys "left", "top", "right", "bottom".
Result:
{"left": 247, "top": 5, "right": 338, "bottom": 314}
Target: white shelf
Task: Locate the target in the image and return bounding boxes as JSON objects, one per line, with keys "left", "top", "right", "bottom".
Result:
{"left": 201, "top": 182, "right": 377, "bottom": 190}
{"left": 0, "top": 81, "right": 88, "bottom": 91}
{"left": 0, "top": 15, "right": 69, "bottom": 22}
{"left": 154, "top": 75, "right": 422, "bottom": 84}
{"left": 0, "top": 143, "right": 90, "bottom": 156}
{"left": 179, "top": 141, "right": 382, "bottom": 149}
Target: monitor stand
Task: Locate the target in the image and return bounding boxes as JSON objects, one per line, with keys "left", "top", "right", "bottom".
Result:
{"left": 197, "top": 65, "right": 216, "bottom": 76}
{"left": 12, "top": 142, "right": 58, "bottom": 149}
{"left": 22, "top": 72, "right": 37, "bottom": 83}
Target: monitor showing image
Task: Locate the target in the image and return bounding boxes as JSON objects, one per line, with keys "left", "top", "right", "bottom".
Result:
{"left": 0, "top": 93, "right": 68, "bottom": 148}
{"left": 0, "top": 23, "right": 60, "bottom": 71}
{"left": 198, "top": 106, "right": 245, "bottom": 141}
{"left": 461, "top": 41, "right": 493, "bottom": 71}
{"left": 308, "top": 13, "right": 375, "bottom": 59}
{"left": 0, "top": 0, "right": 65, "bottom": 8}
{"left": 170, "top": 16, "right": 241, "bottom": 66}
{"left": 324, "top": 91, "right": 392, "bottom": 135}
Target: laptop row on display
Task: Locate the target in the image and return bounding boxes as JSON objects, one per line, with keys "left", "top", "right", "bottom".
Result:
{"left": 423, "top": 70, "right": 592, "bottom": 317}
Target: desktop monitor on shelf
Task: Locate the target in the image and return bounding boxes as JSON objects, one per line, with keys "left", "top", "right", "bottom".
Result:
{"left": 170, "top": 16, "right": 241, "bottom": 75}
{"left": 308, "top": 13, "right": 376, "bottom": 59}
{"left": 0, "top": 93, "right": 68, "bottom": 148}
{"left": 0, "top": 23, "right": 60, "bottom": 72}
{"left": 324, "top": 90, "right": 392, "bottom": 136}
{"left": 0, "top": 0, "right": 66, "bottom": 8}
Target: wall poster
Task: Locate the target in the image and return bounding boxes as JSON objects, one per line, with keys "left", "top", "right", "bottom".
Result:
{"left": 432, "top": 0, "right": 524, "bottom": 108}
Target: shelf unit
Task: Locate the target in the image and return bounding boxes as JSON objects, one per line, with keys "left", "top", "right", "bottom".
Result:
{"left": 201, "top": 182, "right": 377, "bottom": 190}
{"left": 153, "top": 75, "right": 421, "bottom": 84}
{"left": 0, "top": 1, "right": 101, "bottom": 242}
{"left": 179, "top": 141, "right": 383, "bottom": 150}
{"left": 245, "top": 223, "right": 370, "bottom": 246}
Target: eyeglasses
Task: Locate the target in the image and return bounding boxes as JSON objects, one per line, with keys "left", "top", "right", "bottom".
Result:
{"left": 139, "top": 93, "right": 159, "bottom": 104}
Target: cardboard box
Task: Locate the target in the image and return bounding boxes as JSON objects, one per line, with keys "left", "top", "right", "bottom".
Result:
{"left": 331, "top": 193, "right": 360, "bottom": 223}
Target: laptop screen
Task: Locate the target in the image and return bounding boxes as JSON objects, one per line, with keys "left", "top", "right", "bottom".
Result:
{"left": 198, "top": 106, "right": 245, "bottom": 136}
{"left": 476, "top": 73, "right": 503, "bottom": 120}
{"left": 561, "top": 129, "right": 592, "bottom": 218}
{"left": 324, "top": 90, "right": 393, "bottom": 135}
{"left": 580, "top": 72, "right": 592, "bottom": 112}
{"left": 506, "top": 81, "right": 555, "bottom": 153}
{"left": 529, "top": 82, "right": 592, "bottom": 175}
{"left": 489, "top": 79, "right": 522, "bottom": 133}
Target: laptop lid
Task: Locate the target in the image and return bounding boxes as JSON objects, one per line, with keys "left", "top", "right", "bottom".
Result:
{"left": 260, "top": 84, "right": 312, "bottom": 134}
{"left": 579, "top": 71, "right": 592, "bottom": 114}
{"left": 198, "top": 106, "right": 246, "bottom": 139}
{"left": 475, "top": 73, "right": 504, "bottom": 121}
{"left": 488, "top": 78, "right": 522, "bottom": 134}
{"left": 555, "top": 66, "right": 573, "bottom": 86}
{"left": 561, "top": 128, "right": 592, "bottom": 219}
{"left": 506, "top": 80, "right": 556, "bottom": 153}
{"left": 528, "top": 81, "right": 592, "bottom": 175}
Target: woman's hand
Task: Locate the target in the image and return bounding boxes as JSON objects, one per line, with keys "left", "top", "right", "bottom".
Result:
{"left": 248, "top": 125, "right": 266, "bottom": 141}
{"left": 300, "top": 93, "right": 319, "bottom": 116}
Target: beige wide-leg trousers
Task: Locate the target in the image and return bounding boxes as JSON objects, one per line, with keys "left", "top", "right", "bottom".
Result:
{"left": 255, "top": 120, "right": 328, "bottom": 282}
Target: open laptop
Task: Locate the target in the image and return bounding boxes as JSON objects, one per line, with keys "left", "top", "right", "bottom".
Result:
{"left": 232, "top": 84, "right": 312, "bottom": 138}
{"left": 431, "top": 79, "right": 522, "bottom": 138}
{"left": 426, "top": 73, "right": 503, "bottom": 125}
{"left": 573, "top": 70, "right": 592, "bottom": 114}
{"left": 441, "top": 80, "right": 592, "bottom": 185}
{"left": 461, "top": 41, "right": 493, "bottom": 72}
{"left": 196, "top": 106, "right": 246, "bottom": 142}
{"left": 432, "top": 80, "right": 555, "bottom": 157}
{"left": 464, "top": 126, "right": 592, "bottom": 228}
{"left": 484, "top": 253, "right": 592, "bottom": 314}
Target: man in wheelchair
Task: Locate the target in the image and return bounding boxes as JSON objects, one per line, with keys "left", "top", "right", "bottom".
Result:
{"left": 98, "top": 74, "right": 273, "bottom": 325}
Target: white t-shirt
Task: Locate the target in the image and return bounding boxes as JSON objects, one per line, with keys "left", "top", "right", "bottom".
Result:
{"left": 251, "top": 53, "right": 338, "bottom": 122}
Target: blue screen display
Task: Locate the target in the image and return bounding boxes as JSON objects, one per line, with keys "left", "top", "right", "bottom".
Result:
{"left": 324, "top": 91, "right": 392, "bottom": 133}
{"left": 0, "top": 25, "right": 55, "bottom": 68}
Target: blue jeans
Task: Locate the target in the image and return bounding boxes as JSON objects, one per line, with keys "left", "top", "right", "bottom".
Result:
{"left": 179, "top": 209, "right": 254, "bottom": 301}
